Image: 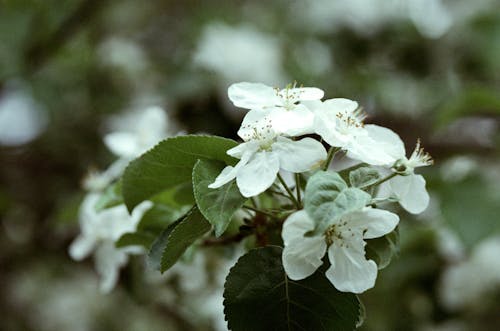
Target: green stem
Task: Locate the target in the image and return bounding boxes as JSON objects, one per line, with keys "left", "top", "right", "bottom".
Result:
{"left": 277, "top": 173, "right": 300, "bottom": 209}
{"left": 295, "top": 173, "right": 302, "bottom": 207}
{"left": 322, "top": 147, "right": 340, "bottom": 171}
{"left": 242, "top": 205, "right": 278, "bottom": 219}
{"left": 365, "top": 172, "right": 398, "bottom": 189}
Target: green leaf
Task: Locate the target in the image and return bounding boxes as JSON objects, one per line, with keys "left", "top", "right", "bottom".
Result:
{"left": 116, "top": 232, "right": 156, "bottom": 249}
{"left": 138, "top": 203, "right": 189, "bottom": 233}
{"left": 94, "top": 181, "right": 123, "bottom": 212}
{"left": 193, "top": 159, "right": 247, "bottom": 237}
{"left": 365, "top": 228, "right": 400, "bottom": 270}
{"left": 122, "top": 135, "right": 238, "bottom": 212}
{"left": 224, "top": 246, "right": 362, "bottom": 331}
{"left": 349, "top": 167, "right": 381, "bottom": 188}
{"left": 304, "top": 171, "right": 371, "bottom": 233}
{"left": 148, "top": 206, "right": 211, "bottom": 273}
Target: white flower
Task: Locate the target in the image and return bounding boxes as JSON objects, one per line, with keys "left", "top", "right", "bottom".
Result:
{"left": 229, "top": 82, "right": 324, "bottom": 136}
{"left": 208, "top": 117, "right": 326, "bottom": 197}
{"left": 69, "top": 193, "right": 152, "bottom": 293}
{"left": 307, "top": 98, "right": 403, "bottom": 165}
{"left": 377, "top": 139, "right": 433, "bottom": 214}
{"left": 193, "top": 23, "right": 287, "bottom": 85}
{"left": 104, "top": 106, "right": 169, "bottom": 159}
{"left": 439, "top": 236, "right": 500, "bottom": 311}
{"left": 282, "top": 208, "right": 399, "bottom": 293}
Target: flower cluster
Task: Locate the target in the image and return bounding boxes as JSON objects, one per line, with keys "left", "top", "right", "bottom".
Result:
{"left": 70, "top": 106, "right": 170, "bottom": 292}
{"left": 211, "top": 82, "right": 433, "bottom": 293}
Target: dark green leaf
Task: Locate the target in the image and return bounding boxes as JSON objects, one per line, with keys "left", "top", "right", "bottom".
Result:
{"left": 193, "top": 159, "right": 247, "bottom": 237}
{"left": 94, "top": 181, "right": 123, "bottom": 212}
{"left": 224, "top": 246, "right": 362, "bottom": 331}
{"left": 138, "top": 203, "right": 189, "bottom": 233}
{"left": 304, "top": 171, "right": 371, "bottom": 234}
{"left": 148, "top": 206, "right": 211, "bottom": 273}
{"left": 366, "top": 228, "right": 400, "bottom": 270}
{"left": 116, "top": 232, "right": 156, "bottom": 249}
{"left": 349, "top": 167, "right": 380, "bottom": 188}
{"left": 123, "top": 135, "right": 238, "bottom": 212}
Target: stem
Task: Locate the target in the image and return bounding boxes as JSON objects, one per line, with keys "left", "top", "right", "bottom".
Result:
{"left": 365, "top": 172, "right": 398, "bottom": 189}
{"left": 322, "top": 147, "right": 340, "bottom": 171}
{"left": 295, "top": 173, "right": 302, "bottom": 207}
{"left": 242, "top": 205, "right": 278, "bottom": 219}
{"left": 277, "top": 173, "right": 300, "bottom": 209}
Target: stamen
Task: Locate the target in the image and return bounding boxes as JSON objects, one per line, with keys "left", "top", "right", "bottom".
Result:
{"left": 409, "top": 139, "right": 433, "bottom": 168}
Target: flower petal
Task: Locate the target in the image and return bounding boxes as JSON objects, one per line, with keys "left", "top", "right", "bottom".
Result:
{"left": 94, "top": 241, "right": 128, "bottom": 293}
{"left": 269, "top": 104, "right": 315, "bottom": 136}
{"left": 364, "top": 125, "right": 405, "bottom": 162}
{"left": 390, "top": 174, "right": 430, "bottom": 214}
{"left": 282, "top": 211, "right": 326, "bottom": 280}
{"left": 103, "top": 132, "right": 140, "bottom": 158}
{"left": 279, "top": 87, "right": 324, "bottom": 103}
{"left": 273, "top": 136, "right": 326, "bottom": 172}
{"left": 326, "top": 238, "right": 378, "bottom": 293}
{"left": 281, "top": 210, "right": 315, "bottom": 244}
{"left": 236, "top": 150, "right": 280, "bottom": 197}
{"left": 322, "top": 98, "right": 358, "bottom": 113}
{"left": 209, "top": 147, "right": 255, "bottom": 189}
{"left": 68, "top": 235, "right": 96, "bottom": 261}
{"left": 228, "top": 82, "right": 280, "bottom": 109}
{"left": 345, "top": 207, "right": 399, "bottom": 239}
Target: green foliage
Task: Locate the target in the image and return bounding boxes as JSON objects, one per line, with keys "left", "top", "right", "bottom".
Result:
{"left": 349, "top": 167, "right": 381, "bottom": 188}
{"left": 224, "top": 246, "right": 362, "bottom": 331}
{"left": 94, "top": 181, "right": 123, "bottom": 212}
{"left": 116, "top": 232, "right": 155, "bottom": 249}
{"left": 436, "top": 86, "right": 500, "bottom": 126}
{"left": 148, "top": 206, "right": 211, "bottom": 273}
{"left": 192, "top": 159, "right": 247, "bottom": 237}
{"left": 366, "top": 228, "right": 400, "bottom": 270}
{"left": 304, "top": 171, "right": 371, "bottom": 234}
{"left": 122, "top": 135, "right": 238, "bottom": 212}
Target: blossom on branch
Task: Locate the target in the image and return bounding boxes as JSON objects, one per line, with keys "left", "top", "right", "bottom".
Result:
{"left": 282, "top": 208, "right": 399, "bottom": 293}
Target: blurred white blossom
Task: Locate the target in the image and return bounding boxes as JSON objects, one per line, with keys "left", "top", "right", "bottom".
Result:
{"left": 69, "top": 194, "right": 152, "bottom": 293}
{"left": 105, "top": 106, "right": 169, "bottom": 159}
{"left": 193, "top": 23, "right": 287, "bottom": 85}
{"left": 0, "top": 86, "right": 48, "bottom": 146}
{"left": 440, "top": 236, "right": 500, "bottom": 311}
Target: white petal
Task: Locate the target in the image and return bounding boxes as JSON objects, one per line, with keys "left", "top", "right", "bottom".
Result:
{"left": 326, "top": 239, "right": 378, "bottom": 293}
{"left": 345, "top": 207, "right": 399, "bottom": 239}
{"left": 282, "top": 210, "right": 326, "bottom": 280}
{"left": 364, "top": 125, "right": 405, "bottom": 162}
{"left": 228, "top": 82, "right": 280, "bottom": 109}
{"left": 209, "top": 146, "right": 255, "bottom": 189}
{"left": 208, "top": 165, "right": 238, "bottom": 188}
{"left": 94, "top": 242, "right": 128, "bottom": 293}
{"left": 283, "top": 236, "right": 327, "bottom": 280}
{"left": 269, "top": 104, "right": 315, "bottom": 136}
{"left": 281, "top": 210, "right": 314, "bottom": 244}
{"left": 68, "top": 235, "right": 96, "bottom": 261}
{"left": 346, "top": 133, "right": 400, "bottom": 166}
{"left": 104, "top": 132, "right": 140, "bottom": 158}
{"left": 236, "top": 151, "right": 280, "bottom": 197}
{"left": 273, "top": 136, "right": 326, "bottom": 172}
{"left": 237, "top": 109, "right": 274, "bottom": 141}
{"left": 322, "top": 98, "right": 358, "bottom": 113}
{"left": 279, "top": 87, "right": 324, "bottom": 103}
{"left": 390, "top": 174, "right": 430, "bottom": 214}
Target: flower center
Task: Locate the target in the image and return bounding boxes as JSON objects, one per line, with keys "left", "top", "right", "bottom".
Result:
{"left": 392, "top": 139, "right": 433, "bottom": 175}
{"left": 335, "top": 108, "right": 366, "bottom": 135}
{"left": 324, "top": 220, "right": 358, "bottom": 248}
{"left": 276, "top": 82, "right": 303, "bottom": 110}
{"left": 239, "top": 117, "right": 277, "bottom": 150}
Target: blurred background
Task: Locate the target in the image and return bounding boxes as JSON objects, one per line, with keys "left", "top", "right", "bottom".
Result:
{"left": 1, "top": 0, "right": 499, "bottom": 330}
